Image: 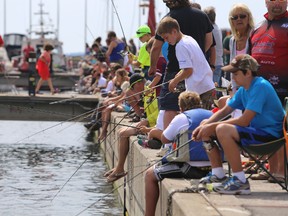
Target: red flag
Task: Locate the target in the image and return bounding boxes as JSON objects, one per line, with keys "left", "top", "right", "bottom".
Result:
{"left": 147, "top": 0, "right": 156, "bottom": 36}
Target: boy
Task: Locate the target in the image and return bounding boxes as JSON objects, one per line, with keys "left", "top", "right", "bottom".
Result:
{"left": 128, "top": 25, "right": 152, "bottom": 81}
{"left": 192, "top": 54, "right": 285, "bottom": 195}
{"left": 157, "top": 16, "right": 215, "bottom": 110}
{"left": 145, "top": 91, "right": 212, "bottom": 216}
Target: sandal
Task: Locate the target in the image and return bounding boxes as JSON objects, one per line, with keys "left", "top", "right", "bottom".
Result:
{"left": 103, "top": 168, "right": 115, "bottom": 177}
{"left": 106, "top": 171, "right": 127, "bottom": 183}
{"left": 251, "top": 171, "right": 270, "bottom": 180}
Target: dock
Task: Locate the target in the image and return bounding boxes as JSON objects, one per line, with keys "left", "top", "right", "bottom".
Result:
{"left": 0, "top": 92, "right": 98, "bottom": 121}
{"left": 100, "top": 112, "right": 288, "bottom": 216}
{"left": 0, "top": 71, "right": 80, "bottom": 90}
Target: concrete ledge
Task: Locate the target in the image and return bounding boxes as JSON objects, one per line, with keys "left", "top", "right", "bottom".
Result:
{"left": 101, "top": 112, "right": 288, "bottom": 216}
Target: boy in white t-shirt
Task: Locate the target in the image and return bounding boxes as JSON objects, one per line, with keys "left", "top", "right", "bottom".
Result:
{"left": 157, "top": 16, "right": 215, "bottom": 109}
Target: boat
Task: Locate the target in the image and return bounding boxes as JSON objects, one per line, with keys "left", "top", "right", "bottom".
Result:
{"left": 1, "top": 2, "right": 80, "bottom": 90}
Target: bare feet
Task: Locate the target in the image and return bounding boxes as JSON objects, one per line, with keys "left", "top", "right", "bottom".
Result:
{"left": 98, "top": 130, "right": 107, "bottom": 141}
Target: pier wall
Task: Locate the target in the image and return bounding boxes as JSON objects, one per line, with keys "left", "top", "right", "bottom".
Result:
{"left": 100, "top": 112, "right": 288, "bottom": 216}
{"left": 100, "top": 112, "right": 213, "bottom": 216}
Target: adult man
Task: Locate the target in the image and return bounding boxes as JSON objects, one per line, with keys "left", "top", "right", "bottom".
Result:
{"left": 250, "top": 0, "right": 288, "bottom": 103}
{"left": 249, "top": 0, "right": 288, "bottom": 181}
{"left": 193, "top": 54, "right": 284, "bottom": 195}
{"left": 104, "top": 74, "right": 150, "bottom": 183}
{"left": 23, "top": 41, "right": 35, "bottom": 62}
{"left": 145, "top": 91, "right": 212, "bottom": 216}
{"left": 148, "top": 0, "right": 213, "bottom": 130}
{"left": 204, "top": 6, "right": 224, "bottom": 88}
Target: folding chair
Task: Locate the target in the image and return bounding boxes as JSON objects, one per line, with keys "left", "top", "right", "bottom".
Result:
{"left": 240, "top": 97, "right": 288, "bottom": 192}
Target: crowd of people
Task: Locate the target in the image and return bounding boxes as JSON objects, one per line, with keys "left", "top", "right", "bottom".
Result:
{"left": 72, "top": 1, "right": 288, "bottom": 215}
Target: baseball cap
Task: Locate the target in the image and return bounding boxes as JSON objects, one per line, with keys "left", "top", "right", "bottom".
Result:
{"left": 135, "top": 25, "right": 151, "bottom": 38}
{"left": 222, "top": 54, "right": 260, "bottom": 73}
{"left": 129, "top": 73, "right": 144, "bottom": 88}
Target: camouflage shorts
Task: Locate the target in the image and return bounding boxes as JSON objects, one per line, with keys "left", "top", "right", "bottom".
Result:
{"left": 200, "top": 89, "right": 216, "bottom": 110}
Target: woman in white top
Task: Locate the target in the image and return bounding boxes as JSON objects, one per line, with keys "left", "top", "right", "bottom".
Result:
{"left": 228, "top": 3, "right": 255, "bottom": 92}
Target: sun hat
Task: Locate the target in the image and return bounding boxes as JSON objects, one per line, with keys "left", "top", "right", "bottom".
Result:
{"left": 222, "top": 54, "right": 260, "bottom": 73}
{"left": 135, "top": 25, "right": 151, "bottom": 38}
{"left": 129, "top": 73, "right": 144, "bottom": 88}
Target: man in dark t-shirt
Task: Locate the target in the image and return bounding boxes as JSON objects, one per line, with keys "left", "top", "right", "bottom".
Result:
{"left": 148, "top": 0, "right": 213, "bottom": 129}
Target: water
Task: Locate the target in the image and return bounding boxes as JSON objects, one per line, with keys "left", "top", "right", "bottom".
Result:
{"left": 0, "top": 120, "right": 122, "bottom": 216}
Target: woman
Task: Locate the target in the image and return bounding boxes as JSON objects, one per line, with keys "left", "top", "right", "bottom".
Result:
{"left": 98, "top": 68, "right": 130, "bottom": 140}
{"left": 35, "top": 43, "right": 56, "bottom": 94}
{"left": 228, "top": 3, "right": 254, "bottom": 92}
{"left": 105, "top": 31, "right": 125, "bottom": 66}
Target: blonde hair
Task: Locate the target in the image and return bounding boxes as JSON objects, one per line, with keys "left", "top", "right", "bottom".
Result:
{"left": 228, "top": 3, "right": 254, "bottom": 41}
{"left": 178, "top": 91, "right": 202, "bottom": 111}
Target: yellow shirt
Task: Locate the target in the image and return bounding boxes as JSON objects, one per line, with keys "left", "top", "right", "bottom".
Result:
{"left": 137, "top": 43, "right": 150, "bottom": 68}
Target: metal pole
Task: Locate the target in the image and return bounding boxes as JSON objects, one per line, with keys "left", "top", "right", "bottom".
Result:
{"left": 57, "top": 0, "right": 60, "bottom": 39}
{"left": 84, "top": 0, "right": 87, "bottom": 52}
{"left": 29, "top": 0, "right": 32, "bottom": 38}
{"left": 106, "top": 0, "right": 109, "bottom": 32}
{"left": 4, "top": 0, "right": 6, "bottom": 34}
{"left": 111, "top": 0, "right": 114, "bottom": 30}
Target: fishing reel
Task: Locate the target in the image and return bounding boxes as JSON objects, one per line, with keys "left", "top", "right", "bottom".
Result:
{"left": 174, "top": 83, "right": 186, "bottom": 93}
{"left": 146, "top": 95, "right": 155, "bottom": 104}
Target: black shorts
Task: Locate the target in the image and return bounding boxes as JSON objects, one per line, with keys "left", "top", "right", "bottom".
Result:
{"left": 153, "top": 162, "right": 210, "bottom": 181}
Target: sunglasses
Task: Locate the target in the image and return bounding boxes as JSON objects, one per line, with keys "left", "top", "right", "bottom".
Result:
{"left": 230, "top": 14, "right": 247, "bottom": 21}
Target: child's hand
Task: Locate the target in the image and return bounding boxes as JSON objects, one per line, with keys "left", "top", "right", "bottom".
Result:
{"left": 168, "top": 79, "right": 178, "bottom": 92}
{"left": 138, "top": 126, "right": 149, "bottom": 134}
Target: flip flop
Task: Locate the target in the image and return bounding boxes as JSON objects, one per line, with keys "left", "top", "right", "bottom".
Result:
{"left": 106, "top": 171, "right": 127, "bottom": 183}
{"left": 103, "top": 168, "right": 115, "bottom": 177}
{"left": 250, "top": 171, "right": 270, "bottom": 180}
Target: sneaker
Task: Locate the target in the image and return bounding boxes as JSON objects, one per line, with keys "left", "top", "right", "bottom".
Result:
{"left": 214, "top": 176, "right": 251, "bottom": 195}
{"left": 199, "top": 172, "right": 228, "bottom": 187}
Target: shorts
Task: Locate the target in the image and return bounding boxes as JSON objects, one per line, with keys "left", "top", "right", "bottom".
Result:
{"left": 200, "top": 89, "right": 216, "bottom": 110}
{"left": 158, "top": 83, "right": 180, "bottom": 111}
{"left": 153, "top": 162, "right": 210, "bottom": 181}
{"left": 235, "top": 126, "right": 279, "bottom": 147}
{"left": 155, "top": 110, "right": 165, "bottom": 131}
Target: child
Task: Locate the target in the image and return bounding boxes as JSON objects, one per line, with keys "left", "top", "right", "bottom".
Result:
{"left": 35, "top": 43, "right": 56, "bottom": 94}
{"left": 128, "top": 25, "right": 152, "bottom": 81}
{"left": 157, "top": 16, "right": 215, "bottom": 109}
{"left": 192, "top": 54, "right": 285, "bottom": 195}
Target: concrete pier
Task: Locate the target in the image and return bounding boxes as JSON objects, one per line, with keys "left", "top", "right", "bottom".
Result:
{"left": 0, "top": 92, "right": 98, "bottom": 121}
{"left": 101, "top": 112, "right": 288, "bottom": 216}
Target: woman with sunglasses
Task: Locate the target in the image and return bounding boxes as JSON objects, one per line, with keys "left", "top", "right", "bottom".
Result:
{"left": 228, "top": 3, "right": 255, "bottom": 93}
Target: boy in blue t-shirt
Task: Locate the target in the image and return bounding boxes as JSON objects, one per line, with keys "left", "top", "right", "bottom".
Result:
{"left": 192, "top": 54, "right": 285, "bottom": 195}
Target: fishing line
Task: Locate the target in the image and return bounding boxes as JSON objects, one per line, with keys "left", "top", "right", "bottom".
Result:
{"left": 74, "top": 114, "right": 231, "bottom": 215}
{"left": 52, "top": 93, "right": 158, "bottom": 201}
{"left": 74, "top": 136, "right": 203, "bottom": 216}
{"left": 111, "top": 0, "right": 127, "bottom": 43}
{"left": 50, "top": 98, "right": 142, "bottom": 202}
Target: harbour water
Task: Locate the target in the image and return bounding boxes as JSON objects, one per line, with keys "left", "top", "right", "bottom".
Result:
{"left": 0, "top": 120, "right": 122, "bottom": 216}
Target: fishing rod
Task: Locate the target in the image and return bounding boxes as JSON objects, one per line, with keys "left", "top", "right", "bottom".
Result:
{"left": 111, "top": 0, "right": 127, "bottom": 44}
{"left": 73, "top": 135, "right": 209, "bottom": 216}
{"left": 52, "top": 92, "right": 160, "bottom": 201}
{"left": 74, "top": 114, "right": 232, "bottom": 215}
{"left": 50, "top": 98, "right": 143, "bottom": 202}
{"left": 8, "top": 79, "right": 168, "bottom": 145}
